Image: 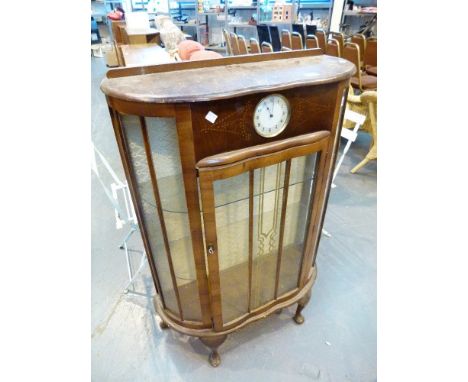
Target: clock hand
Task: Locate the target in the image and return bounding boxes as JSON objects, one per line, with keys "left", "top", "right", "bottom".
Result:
{"left": 265, "top": 104, "right": 273, "bottom": 118}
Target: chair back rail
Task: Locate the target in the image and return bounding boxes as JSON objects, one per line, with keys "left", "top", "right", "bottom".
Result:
{"left": 365, "top": 37, "right": 377, "bottom": 67}
{"left": 238, "top": 35, "right": 248, "bottom": 55}
{"left": 330, "top": 32, "right": 345, "bottom": 55}
{"left": 291, "top": 32, "right": 303, "bottom": 50}
{"left": 223, "top": 29, "right": 232, "bottom": 55}
{"left": 343, "top": 42, "right": 361, "bottom": 89}
{"left": 351, "top": 34, "right": 366, "bottom": 65}
{"left": 326, "top": 38, "right": 341, "bottom": 57}
{"left": 281, "top": 29, "right": 292, "bottom": 50}
{"left": 261, "top": 41, "right": 274, "bottom": 53}
{"left": 249, "top": 38, "right": 261, "bottom": 54}
{"left": 229, "top": 32, "right": 240, "bottom": 56}
{"left": 305, "top": 34, "right": 319, "bottom": 50}
{"left": 316, "top": 29, "right": 327, "bottom": 52}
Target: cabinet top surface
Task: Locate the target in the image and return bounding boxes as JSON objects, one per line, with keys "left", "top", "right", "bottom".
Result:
{"left": 101, "top": 54, "right": 355, "bottom": 103}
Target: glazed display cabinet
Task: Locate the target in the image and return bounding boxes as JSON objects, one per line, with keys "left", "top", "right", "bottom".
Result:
{"left": 101, "top": 50, "right": 354, "bottom": 366}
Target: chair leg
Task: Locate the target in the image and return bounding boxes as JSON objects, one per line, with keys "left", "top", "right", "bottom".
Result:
{"left": 351, "top": 157, "right": 371, "bottom": 173}
{"left": 351, "top": 144, "right": 377, "bottom": 173}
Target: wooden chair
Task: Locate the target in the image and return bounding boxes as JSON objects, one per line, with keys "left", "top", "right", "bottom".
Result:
{"left": 249, "top": 38, "right": 261, "bottom": 54}
{"left": 365, "top": 37, "right": 377, "bottom": 76}
{"left": 345, "top": 89, "right": 377, "bottom": 173}
{"left": 269, "top": 26, "right": 282, "bottom": 52}
{"left": 292, "top": 24, "right": 306, "bottom": 45}
{"left": 305, "top": 34, "right": 319, "bottom": 50}
{"left": 223, "top": 28, "right": 232, "bottom": 55}
{"left": 256, "top": 24, "right": 271, "bottom": 46}
{"left": 305, "top": 24, "right": 317, "bottom": 37}
{"left": 351, "top": 33, "right": 366, "bottom": 67}
{"left": 291, "top": 31, "right": 303, "bottom": 50}
{"left": 110, "top": 21, "right": 128, "bottom": 66}
{"left": 326, "top": 38, "right": 341, "bottom": 57}
{"left": 343, "top": 42, "right": 377, "bottom": 91}
{"left": 315, "top": 29, "right": 327, "bottom": 52}
{"left": 229, "top": 32, "right": 240, "bottom": 56}
{"left": 330, "top": 32, "right": 345, "bottom": 55}
{"left": 238, "top": 35, "right": 248, "bottom": 55}
{"left": 261, "top": 41, "right": 274, "bottom": 53}
{"left": 281, "top": 29, "right": 292, "bottom": 50}
{"left": 111, "top": 20, "right": 126, "bottom": 45}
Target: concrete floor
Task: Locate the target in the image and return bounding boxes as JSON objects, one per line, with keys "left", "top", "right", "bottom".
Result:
{"left": 91, "top": 54, "right": 376, "bottom": 381}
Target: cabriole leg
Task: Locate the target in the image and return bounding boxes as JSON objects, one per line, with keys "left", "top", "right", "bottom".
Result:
{"left": 159, "top": 320, "right": 169, "bottom": 330}
{"left": 199, "top": 335, "right": 227, "bottom": 367}
{"left": 293, "top": 289, "right": 312, "bottom": 325}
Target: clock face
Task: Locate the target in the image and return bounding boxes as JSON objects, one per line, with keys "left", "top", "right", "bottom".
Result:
{"left": 253, "top": 94, "right": 291, "bottom": 138}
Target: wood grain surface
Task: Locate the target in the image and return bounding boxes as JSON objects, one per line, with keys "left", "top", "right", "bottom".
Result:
{"left": 101, "top": 53, "right": 355, "bottom": 103}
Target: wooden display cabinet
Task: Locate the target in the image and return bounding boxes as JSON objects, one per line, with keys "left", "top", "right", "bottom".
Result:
{"left": 101, "top": 50, "right": 354, "bottom": 367}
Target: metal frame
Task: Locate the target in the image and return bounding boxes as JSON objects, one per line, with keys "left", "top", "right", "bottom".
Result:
{"left": 331, "top": 108, "right": 366, "bottom": 188}
{"left": 91, "top": 142, "right": 148, "bottom": 296}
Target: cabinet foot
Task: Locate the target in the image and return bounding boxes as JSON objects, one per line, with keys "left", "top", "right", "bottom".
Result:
{"left": 293, "top": 288, "right": 312, "bottom": 325}
{"left": 159, "top": 320, "right": 169, "bottom": 329}
{"left": 208, "top": 350, "right": 221, "bottom": 367}
{"left": 200, "top": 334, "right": 227, "bottom": 367}
{"left": 293, "top": 309, "right": 305, "bottom": 325}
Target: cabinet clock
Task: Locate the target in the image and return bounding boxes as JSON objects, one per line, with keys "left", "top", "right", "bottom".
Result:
{"left": 101, "top": 49, "right": 355, "bottom": 367}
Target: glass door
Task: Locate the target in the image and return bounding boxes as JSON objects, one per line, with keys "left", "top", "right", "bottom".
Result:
{"left": 197, "top": 131, "right": 329, "bottom": 330}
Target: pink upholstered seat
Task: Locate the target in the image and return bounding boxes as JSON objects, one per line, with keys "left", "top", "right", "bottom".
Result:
{"left": 189, "top": 50, "right": 223, "bottom": 61}
{"left": 178, "top": 40, "right": 205, "bottom": 61}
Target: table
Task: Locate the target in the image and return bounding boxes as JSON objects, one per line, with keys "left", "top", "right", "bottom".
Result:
{"left": 123, "top": 27, "right": 161, "bottom": 45}
{"left": 119, "top": 44, "right": 174, "bottom": 67}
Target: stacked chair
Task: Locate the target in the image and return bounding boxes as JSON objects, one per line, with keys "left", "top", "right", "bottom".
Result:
{"left": 326, "top": 38, "right": 341, "bottom": 57}
{"left": 281, "top": 29, "right": 292, "bottom": 50}
{"left": 330, "top": 32, "right": 345, "bottom": 56}
{"left": 223, "top": 29, "right": 232, "bottom": 55}
{"left": 249, "top": 38, "right": 261, "bottom": 54}
{"left": 343, "top": 42, "right": 377, "bottom": 91}
{"left": 223, "top": 28, "right": 377, "bottom": 93}
{"left": 224, "top": 31, "right": 268, "bottom": 56}
{"left": 305, "top": 34, "right": 319, "bottom": 50}
{"left": 261, "top": 42, "right": 274, "bottom": 53}
{"left": 365, "top": 37, "right": 377, "bottom": 76}
{"left": 315, "top": 30, "right": 328, "bottom": 52}
{"left": 292, "top": 24, "right": 306, "bottom": 45}
{"left": 351, "top": 33, "right": 366, "bottom": 68}
{"left": 229, "top": 32, "right": 240, "bottom": 55}
{"left": 291, "top": 32, "right": 303, "bottom": 50}
{"left": 237, "top": 35, "right": 249, "bottom": 55}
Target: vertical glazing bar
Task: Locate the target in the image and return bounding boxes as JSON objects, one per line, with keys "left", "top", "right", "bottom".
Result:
{"left": 274, "top": 160, "right": 291, "bottom": 299}
{"left": 248, "top": 170, "right": 254, "bottom": 312}
{"left": 296, "top": 152, "right": 321, "bottom": 287}
{"left": 174, "top": 104, "right": 212, "bottom": 326}
{"left": 198, "top": 171, "right": 224, "bottom": 331}
{"left": 108, "top": 107, "right": 164, "bottom": 305}
{"left": 139, "top": 116, "right": 184, "bottom": 320}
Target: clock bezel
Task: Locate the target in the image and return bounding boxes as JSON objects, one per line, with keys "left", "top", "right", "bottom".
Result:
{"left": 253, "top": 93, "right": 291, "bottom": 138}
